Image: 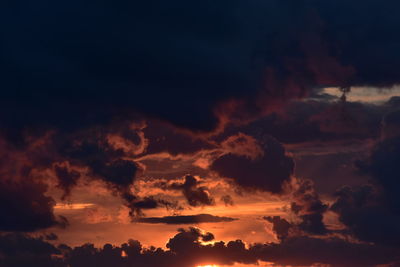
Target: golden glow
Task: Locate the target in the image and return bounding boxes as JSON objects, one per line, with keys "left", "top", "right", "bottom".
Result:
{"left": 197, "top": 265, "right": 219, "bottom": 267}
{"left": 55, "top": 203, "right": 95, "bottom": 210}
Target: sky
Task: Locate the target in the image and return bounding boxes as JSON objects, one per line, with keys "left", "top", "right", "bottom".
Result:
{"left": 2, "top": 1, "right": 400, "bottom": 267}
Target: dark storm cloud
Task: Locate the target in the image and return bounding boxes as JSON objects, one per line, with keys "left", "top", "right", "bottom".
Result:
{"left": 136, "top": 214, "right": 237, "bottom": 225}
{"left": 224, "top": 96, "right": 389, "bottom": 145}
{"left": 2, "top": 1, "right": 400, "bottom": 263}
{"left": 0, "top": 179, "right": 68, "bottom": 232}
{"left": 2, "top": 1, "right": 400, "bottom": 134}
{"left": 331, "top": 137, "right": 400, "bottom": 247}
{"left": 329, "top": 111, "right": 400, "bottom": 247}
{"left": 364, "top": 135, "right": 400, "bottom": 214}
{"left": 331, "top": 184, "right": 400, "bottom": 247}
{"left": 211, "top": 135, "right": 294, "bottom": 194}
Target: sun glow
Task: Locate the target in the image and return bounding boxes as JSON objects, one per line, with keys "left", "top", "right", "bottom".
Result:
{"left": 197, "top": 265, "right": 219, "bottom": 267}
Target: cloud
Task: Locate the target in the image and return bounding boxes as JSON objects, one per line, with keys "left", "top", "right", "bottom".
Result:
{"left": 211, "top": 135, "right": 294, "bottom": 194}
{"left": 54, "top": 162, "right": 81, "bottom": 200}
{"left": 253, "top": 236, "right": 400, "bottom": 267}
{"left": 289, "top": 178, "right": 328, "bottom": 235}
{"left": 167, "top": 175, "right": 215, "bottom": 207}
{"left": 4, "top": 228, "right": 398, "bottom": 267}
{"left": 0, "top": 233, "right": 62, "bottom": 267}
{"left": 331, "top": 184, "right": 400, "bottom": 247}
{"left": 0, "top": 177, "right": 68, "bottom": 232}
{"left": 2, "top": 1, "right": 400, "bottom": 135}
{"left": 135, "top": 214, "right": 237, "bottom": 225}
{"left": 264, "top": 216, "right": 292, "bottom": 241}
{"left": 220, "top": 195, "right": 234, "bottom": 206}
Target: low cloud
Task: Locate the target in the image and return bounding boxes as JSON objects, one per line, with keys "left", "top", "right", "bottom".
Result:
{"left": 135, "top": 214, "right": 237, "bottom": 224}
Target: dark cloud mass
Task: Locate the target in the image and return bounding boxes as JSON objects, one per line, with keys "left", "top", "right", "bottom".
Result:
{"left": 2, "top": 229, "right": 399, "bottom": 267}
{"left": 136, "top": 214, "right": 237, "bottom": 225}
{"left": 264, "top": 216, "right": 292, "bottom": 240}
{"left": 167, "top": 175, "right": 215, "bottom": 207}
{"left": 211, "top": 136, "right": 294, "bottom": 193}
{"left": 290, "top": 178, "right": 328, "bottom": 235}
{"left": 2, "top": 1, "right": 400, "bottom": 133}
{"left": 0, "top": 179, "right": 67, "bottom": 232}
{"left": 2, "top": 1, "right": 400, "bottom": 266}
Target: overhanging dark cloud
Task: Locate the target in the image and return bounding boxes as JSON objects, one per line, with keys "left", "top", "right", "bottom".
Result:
{"left": 2, "top": 1, "right": 400, "bottom": 134}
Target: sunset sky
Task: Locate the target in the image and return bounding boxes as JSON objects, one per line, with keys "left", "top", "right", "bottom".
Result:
{"left": 2, "top": 1, "right": 400, "bottom": 267}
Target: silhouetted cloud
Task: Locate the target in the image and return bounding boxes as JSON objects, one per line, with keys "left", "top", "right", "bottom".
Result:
{"left": 0, "top": 233, "right": 62, "bottom": 267}
{"left": 136, "top": 214, "right": 237, "bottom": 224}
{"left": 211, "top": 136, "right": 294, "bottom": 193}
{"left": 264, "top": 216, "right": 292, "bottom": 240}
{"left": 3, "top": 229, "right": 398, "bottom": 267}
{"left": 290, "top": 178, "right": 328, "bottom": 235}
{"left": 332, "top": 113, "right": 400, "bottom": 247}
{"left": 168, "top": 175, "right": 215, "bottom": 207}
{"left": 0, "top": 178, "right": 67, "bottom": 232}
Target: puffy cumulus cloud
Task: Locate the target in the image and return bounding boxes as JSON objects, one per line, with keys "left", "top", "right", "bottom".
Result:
{"left": 2, "top": 1, "right": 400, "bottom": 135}
{"left": 252, "top": 236, "right": 400, "bottom": 267}
{"left": 367, "top": 139, "right": 400, "bottom": 214}
{"left": 220, "top": 133, "right": 264, "bottom": 160}
{"left": 166, "top": 227, "right": 216, "bottom": 252}
{"left": 0, "top": 233, "right": 62, "bottom": 267}
{"left": 211, "top": 135, "right": 294, "bottom": 194}
{"left": 263, "top": 178, "right": 329, "bottom": 238}
{"left": 4, "top": 229, "right": 399, "bottom": 267}
{"left": 331, "top": 185, "right": 400, "bottom": 247}
{"left": 135, "top": 214, "right": 237, "bottom": 225}
{"left": 167, "top": 175, "right": 215, "bottom": 207}
{"left": 289, "top": 178, "right": 328, "bottom": 235}
{"left": 263, "top": 216, "right": 292, "bottom": 241}
{"left": 329, "top": 112, "right": 400, "bottom": 247}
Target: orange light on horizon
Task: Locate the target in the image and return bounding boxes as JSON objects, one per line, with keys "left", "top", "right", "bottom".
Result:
{"left": 197, "top": 265, "right": 219, "bottom": 267}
